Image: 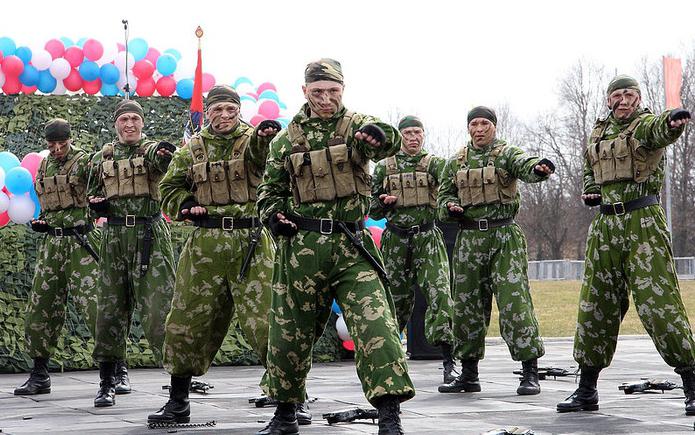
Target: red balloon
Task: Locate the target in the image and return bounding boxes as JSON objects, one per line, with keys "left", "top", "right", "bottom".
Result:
{"left": 82, "top": 78, "right": 101, "bottom": 95}
{"left": 136, "top": 77, "right": 155, "bottom": 97}
{"left": 64, "top": 46, "right": 84, "bottom": 68}
{"left": 2, "top": 55, "right": 24, "bottom": 77}
{"left": 44, "top": 39, "right": 65, "bottom": 59}
{"left": 162, "top": 212, "right": 171, "bottom": 222}
{"left": 342, "top": 340, "right": 355, "bottom": 351}
{"left": 368, "top": 226, "right": 383, "bottom": 249}
{"left": 145, "top": 47, "right": 160, "bottom": 65}
{"left": 258, "top": 100, "right": 280, "bottom": 119}
{"left": 2, "top": 76, "right": 21, "bottom": 94}
{"left": 64, "top": 69, "right": 83, "bottom": 92}
{"left": 21, "top": 85, "right": 37, "bottom": 94}
{"left": 0, "top": 51, "right": 3, "bottom": 63}
{"left": 202, "top": 73, "right": 215, "bottom": 92}
{"left": 155, "top": 76, "right": 176, "bottom": 97}
{"left": 256, "top": 81, "right": 277, "bottom": 95}
{"left": 21, "top": 152, "right": 43, "bottom": 180}
{"left": 83, "top": 39, "right": 104, "bottom": 62}
{"left": 249, "top": 114, "right": 267, "bottom": 127}
{"left": 132, "top": 60, "right": 155, "bottom": 80}
{"left": 0, "top": 211, "right": 9, "bottom": 227}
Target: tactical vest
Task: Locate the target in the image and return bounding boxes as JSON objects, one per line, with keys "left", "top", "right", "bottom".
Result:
{"left": 100, "top": 142, "right": 161, "bottom": 201}
{"left": 187, "top": 131, "right": 261, "bottom": 205}
{"left": 383, "top": 154, "right": 437, "bottom": 208}
{"left": 285, "top": 111, "right": 371, "bottom": 204}
{"left": 35, "top": 150, "right": 88, "bottom": 212}
{"left": 454, "top": 145, "right": 517, "bottom": 206}
{"left": 586, "top": 114, "right": 663, "bottom": 185}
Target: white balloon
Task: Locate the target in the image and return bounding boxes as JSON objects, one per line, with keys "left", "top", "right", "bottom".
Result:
{"left": 235, "top": 82, "right": 254, "bottom": 95}
{"left": 114, "top": 51, "right": 135, "bottom": 72}
{"left": 32, "top": 49, "right": 53, "bottom": 71}
{"left": 173, "top": 63, "right": 194, "bottom": 81}
{"left": 0, "top": 192, "right": 9, "bottom": 214}
{"left": 97, "top": 44, "right": 118, "bottom": 66}
{"left": 49, "top": 58, "right": 71, "bottom": 80}
{"left": 0, "top": 70, "right": 5, "bottom": 89}
{"left": 0, "top": 167, "right": 5, "bottom": 190}
{"left": 336, "top": 315, "right": 351, "bottom": 341}
{"left": 38, "top": 150, "right": 50, "bottom": 158}
{"left": 53, "top": 80, "right": 66, "bottom": 95}
{"left": 116, "top": 74, "right": 137, "bottom": 94}
{"left": 241, "top": 99, "right": 259, "bottom": 121}
{"left": 8, "top": 195, "right": 35, "bottom": 224}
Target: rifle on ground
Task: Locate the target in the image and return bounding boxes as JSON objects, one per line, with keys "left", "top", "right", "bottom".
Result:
{"left": 249, "top": 396, "right": 277, "bottom": 408}
{"left": 162, "top": 380, "right": 214, "bottom": 394}
{"left": 323, "top": 408, "right": 379, "bottom": 425}
{"left": 512, "top": 367, "right": 578, "bottom": 381}
{"left": 618, "top": 379, "right": 681, "bottom": 394}
{"left": 482, "top": 428, "right": 535, "bottom": 435}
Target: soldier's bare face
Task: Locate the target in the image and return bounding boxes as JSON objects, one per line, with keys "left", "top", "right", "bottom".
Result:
{"left": 608, "top": 89, "right": 641, "bottom": 120}
{"left": 401, "top": 127, "right": 424, "bottom": 155}
{"left": 303, "top": 81, "right": 343, "bottom": 119}
{"left": 207, "top": 102, "right": 240, "bottom": 134}
{"left": 115, "top": 113, "right": 144, "bottom": 145}
{"left": 468, "top": 118, "right": 496, "bottom": 148}
{"left": 47, "top": 139, "right": 70, "bottom": 160}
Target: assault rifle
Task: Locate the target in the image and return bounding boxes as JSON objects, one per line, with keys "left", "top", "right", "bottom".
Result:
{"left": 512, "top": 367, "right": 578, "bottom": 381}
{"left": 618, "top": 379, "right": 681, "bottom": 394}
{"left": 482, "top": 428, "right": 534, "bottom": 435}
{"left": 162, "top": 380, "right": 214, "bottom": 394}
{"left": 323, "top": 408, "right": 379, "bottom": 425}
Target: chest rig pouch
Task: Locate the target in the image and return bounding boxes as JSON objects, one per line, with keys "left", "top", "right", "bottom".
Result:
{"left": 285, "top": 111, "right": 371, "bottom": 204}
{"left": 188, "top": 131, "right": 260, "bottom": 205}
{"left": 100, "top": 142, "right": 161, "bottom": 201}
{"left": 382, "top": 154, "right": 436, "bottom": 207}
{"left": 454, "top": 145, "right": 517, "bottom": 207}
{"left": 35, "top": 151, "right": 88, "bottom": 212}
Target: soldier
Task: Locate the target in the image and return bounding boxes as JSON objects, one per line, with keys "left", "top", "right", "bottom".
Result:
{"left": 147, "top": 85, "right": 282, "bottom": 425}
{"left": 370, "top": 115, "right": 456, "bottom": 383}
{"left": 256, "top": 58, "right": 415, "bottom": 435}
{"left": 87, "top": 100, "right": 177, "bottom": 408}
{"left": 557, "top": 75, "right": 695, "bottom": 414}
{"left": 438, "top": 106, "right": 554, "bottom": 396}
{"left": 14, "top": 119, "right": 100, "bottom": 396}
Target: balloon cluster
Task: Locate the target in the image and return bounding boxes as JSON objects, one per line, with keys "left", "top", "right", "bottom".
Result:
{"left": 0, "top": 150, "right": 45, "bottom": 226}
{"left": 365, "top": 216, "right": 386, "bottom": 249}
{"left": 332, "top": 300, "right": 355, "bottom": 352}
{"left": 233, "top": 77, "right": 289, "bottom": 128}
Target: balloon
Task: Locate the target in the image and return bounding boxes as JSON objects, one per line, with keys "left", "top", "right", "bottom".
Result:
{"left": 116, "top": 74, "right": 137, "bottom": 95}
{"left": 19, "top": 64, "right": 39, "bottom": 86}
{"left": 0, "top": 37, "right": 16, "bottom": 56}
{"left": 132, "top": 59, "right": 155, "bottom": 80}
{"left": 163, "top": 48, "right": 181, "bottom": 61}
{"left": 331, "top": 300, "right": 342, "bottom": 315}
{"left": 156, "top": 54, "right": 177, "bottom": 76}
{"left": 31, "top": 49, "right": 52, "bottom": 70}
{"left": 342, "top": 340, "right": 355, "bottom": 352}
{"left": 276, "top": 117, "right": 290, "bottom": 128}
{"left": 83, "top": 39, "right": 104, "bottom": 61}
{"left": 15, "top": 46, "right": 32, "bottom": 64}
{"left": 5, "top": 166, "right": 33, "bottom": 194}
{"left": 96, "top": 43, "right": 117, "bottom": 66}
{"left": 44, "top": 39, "right": 65, "bottom": 59}
{"left": 279, "top": 102, "right": 287, "bottom": 110}
{"left": 241, "top": 99, "right": 259, "bottom": 121}
{"left": 8, "top": 194, "right": 35, "bottom": 224}
{"left": 258, "top": 89, "right": 280, "bottom": 102}
{"left": 173, "top": 63, "right": 194, "bottom": 81}
{"left": 0, "top": 211, "right": 8, "bottom": 227}
{"left": 100, "top": 82, "right": 119, "bottom": 96}
{"left": 29, "top": 188, "right": 40, "bottom": 219}
{"left": 63, "top": 46, "right": 84, "bottom": 68}
{"left": 0, "top": 167, "right": 4, "bottom": 189}
{"left": 246, "top": 91, "right": 259, "bottom": 100}
{"left": 76, "top": 37, "right": 87, "bottom": 48}
{"left": 176, "top": 78, "right": 193, "bottom": 99}
{"left": 202, "top": 73, "right": 215, "bottom": 92}
{"left": 117, "top": 42, "right": 125, "bottom": 52}
{"left": 59, "top": 37, "right": 74, "bottom": 48}
{"left": 79, "top": 60, "right": 99, "bottom": 81}
{"left": 336, "top": 315, "right": 351, "bottom": 341}
{"left": 2, "top": 55, "right": 24, "bottom": 76}
{"left": 99, "top": 63, "right": 120, "bottom": 84}
{"left": 233, "top": 76, "right": 253, "bottom": 89}
{"left": 155, "top": 76, "right": 176, "bottom": 97}
{"left": 128, "top": 38, "right": 148, "bottom": 61}
{"left": 49, "top": 58, "right": 70, "bottom": 80}
{"left": 368, "top": 226, "right": 383, "bottom": 248}
{"left": 20, "top": 152, "right": 42, "bottom": 179}
{"left": 21, "top": 86, "right": 37, "bottom": 97}
{"left": 37, "top": 70, "right": 57, "bottom": 93}
{"left": 63, "top": 69, "right": 83, "bottom": 92}
{"left": 82, "top": 78, "right": 101, "bottom": 95}
{"left": 256, "top": 82, "right": 277, "bottom": 95}
{"left": 114, "top": 51, "right": 135, "bottom": 72}
{"left": 258, "top": 100, "right": 280, "bottom": 119}
{"left": 2, "top": 76, "right": 21, "bottom": 94}
{"left": 52, "top": 80, "right": 66, "bottom": 95}
{"left": 145, "top": 47, "right": 160, "bottom": 65}
{"left": 38, "top": 150, "right": 50, "bottom": 158}
{"left": 0, "top": 191, "right": 8, "bottom": 213}
{"left": 249, "top": 114, "right": 267, "bottom": 127}
{"left": 136, "top": 77, "right": 155, "bottom": 97}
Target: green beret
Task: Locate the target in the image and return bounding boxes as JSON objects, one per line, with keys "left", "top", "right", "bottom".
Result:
{"left": 207, "top": 85, "right": 241, "bottom": 107}
{"left": 44, "top": 118, "right": 71, "bottom": 141}
{"left": 467, "top": 106, "right": 497, "bottom": 126}
{"left": 398, "top": 116, "right": 424, "bottom": 131}
{"left": 607, "top": 74, "right": 640, "bottom": 95}
{"left": 113, "top": 99, "right": 144, "bottom": 122}
{"left": 305, "top": 58, "right": 344, "bottom": 84}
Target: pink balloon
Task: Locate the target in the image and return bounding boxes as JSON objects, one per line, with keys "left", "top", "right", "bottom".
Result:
{"left": 249, "top": 114, "right": 267, "bottom": 127}
{"left": 20, "top": 152, "right": 43, "bottom": 180}
{"left": 0, "top": 211, "right": 9, "bottom": 227}
{"left": 342, "top": 340, "right": 355, "bottom": 351}
{"left": 83, "top": 39, "right": 104, "bottom": 61}
{"left": 83, "top": 78, "right": 101, "bottom": 95}
{"left": 133, "top": 60, "right": 155, "bottom": 80}
{"left": 256, "top": 82, "right": 277, "bottom": 95}
{"left": 2, "top": 76, "right": 21, "bottom": 94}
{"left": 117, "top": 43, "right": 125, "bottom": 52}
{"left": 156, "top": 76, "right": 176, "bottom": 97}
{"left": 64, "top": 46, "right": 84, "bottom": 68}
{"left": 145, "top": 47, "right": 160, "bottom": 65}
{"left": 64, "top": 69, "right": 83, "bottom": 92}
{"left": 44, "top": 39, "right": 65, "bottom": 59}
{"left": 21, "top": 85, "right": 37, "bottom": 94}
{"left": 368, "top": 226, "right": 383, "bottom": 249}
{"left": 202, "top": 73, "right": 215, "bottom": 92}
{"left": 258, "top": 100, "right": 280, "bottom": 119}
{"left": 2, "top": 55, "right": 24, "bottom": 77}
{"left": 136, "top": 77, "right": 155, "bottom": 97}
{"left": 246, "top": 92, "right": 258, "bottom": 100}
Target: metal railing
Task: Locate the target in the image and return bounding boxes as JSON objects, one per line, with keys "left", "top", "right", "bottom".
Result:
{"left": 528, "top": 257, "right": 695, "bottom": 280}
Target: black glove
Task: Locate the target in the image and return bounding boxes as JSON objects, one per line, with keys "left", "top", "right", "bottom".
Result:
{"left": 257, "top": 119, "right": 282, "bottom": 133}
{"left": 669, "top": 108, "right": 691, "bottom": 124}
{"left": 268, "top": 213, "right": 299, "bottom": 237}
{"left": 31, "top": 221, "right": 50, "bottom": 233}
{"left": 89, "top": 200, "right": 109, "bottom": 215}
{"left": 583, "top": 195, "right": 602, "bottom": 207}
{"left": 380, "top": 197, "right": 396, "bottom": 211}
{"left": 533, "top": 158, "right": 556, "bottom": 176}
{"left": 156, "top": 141, "right": 177, "bottom": 153}
{"left": 448, "top": 207, "right": 466, "bottom": 219}
{"left": 357, "top": 124, "right": 386, "bottom": 146}
{"left": 179, "top": 199, "right": 207, "bottom": 221}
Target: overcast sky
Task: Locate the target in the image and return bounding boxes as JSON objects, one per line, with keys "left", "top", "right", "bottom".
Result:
{"left": 6, "top": 0, "right": 695, "bottom": 133}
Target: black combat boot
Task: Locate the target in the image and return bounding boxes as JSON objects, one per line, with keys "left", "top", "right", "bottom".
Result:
{"left": 375, "top": 395, "right": 404, "bottom": 435}
{"left": 114, "top": 360, "right": 131, "bottom": 394}
{"left": 148, "top": 375, "right": 191, "bottom": 424}
{"left": 94, "top": 361, "right": 116, "bottom": 407}
{"left": 441, "top": 343, "right": 457, "bottom": 384}
{"left": 676, "top": 366, "right": 695, "bottom": 415}
{"left": 556, "top": 366, "right": 600, "bottom": 412}
{"left": 14, "top": 357, "right": 51, "bottom": 395}
{"left": 517, "top": 358, "right": 541, "bottom": 395}
{"left": 438, "top": 359, "right": 481, "bottom": 393}
{"left": 256, "top": 402, "right": 299, "bottom": 435}
{"left": 296, "top": 401, "right": 312, "bottom": 425}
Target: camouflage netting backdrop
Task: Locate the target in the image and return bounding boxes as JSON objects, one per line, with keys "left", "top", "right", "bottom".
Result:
{"left": 0, "top": 94, "right": 341, "bottom": 374}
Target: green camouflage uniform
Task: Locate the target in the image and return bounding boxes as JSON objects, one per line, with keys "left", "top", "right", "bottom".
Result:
{"left": 257, "top": 104, "right": 416, "bottom": 405}
{"left": 89, "top": 138, "right": 176, "bottom": 363}
{"left": 159, "top": 123, "right": 275, "bottom": 380}
{"left": 575, "top": 109, "right": 695, "bottom": 369}
{"left": 438, "top": 139, "right": 547, "bottom": 362}
{"left": 370, "top": 150, "right": 454, "bottom": 345}
{"left": 25, "top": 146, "right": 100, "bottom": 358}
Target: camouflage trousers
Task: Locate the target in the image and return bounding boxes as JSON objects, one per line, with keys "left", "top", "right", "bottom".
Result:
{"left": 92, "top": 219, "right": 176, "bottom": 363}
{"left": 381, "top": 225, "right": 454, "bottom": 346}
{"left": 573, "top": 206, "right": 695, "bottom": 369}
{"left": 267, "top": 229, "right": 416, "bottom": 406}
{"left": 24, "top": 229, "right": 101, "bottom": 358}
{"left": 163, "top": 226, "right": 274, "bottom": 381}
{"left": 452, "top": 224, "right": 544, "bottom": 361}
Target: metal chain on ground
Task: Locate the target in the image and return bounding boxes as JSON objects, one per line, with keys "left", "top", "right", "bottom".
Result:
{"left": 147, "top": 420, "right": 216, "bottom": 430}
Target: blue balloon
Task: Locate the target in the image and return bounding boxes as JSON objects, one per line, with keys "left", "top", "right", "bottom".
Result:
{"left": 37, "top": 70, "right": 57, "bottom": 93}
{"left": 233, "top": 76, "right": 253, "bottom": 88}
{"left": 0, "top": 151, "right": 20, "bottom": 174}
{"left": 60, "top": 37, "right": 74, "bottom": 48}
{"left": 15, "top": 46, "right": 32, "bottom": 64}
{"left": 239, "top": 95, "right": 256, "bottom": 103}
{"left": 128, "top": 38, "right": 148, "bottom": 61}
{"left": 373, "top": 218, "right": 387, "bottom": 229}
{"left": 156, "top": 54, "right": 177, "bottom": 76}
{"left": 76, "top": 37, "right": 87, "bottom": 48}
{"left": 79, "top": 60, "right": 100, "bottom": 81}
{"left": 279, "top": 102, "right": 287, "bottom": 110}
{"left": 276, "top": 117, "right": 290, "bottom": 129}
{"left": 29, "top": 189, "right": 41, "bottom": 219}
{"left": 0, "top": 37, "right": 16, "bottom": 56}
{"left": 258, "top": 90, "right": 280, "bottom": 102}
{"left": 100, "top": 63, "right": 120, "bottom": 85}
{"left": 331, "top": 300, "right": 342, "bottom": 315}
{"left": 5, "top": 167, "right": 33, "bottom": 195}
{"left": 163, "top": 48, "right": 181, "bottom": 61}
{"left": 100, "top": 83, "right": 119, "bottom": 96}
{"left": 19, "top": 65, "right": 39, "bottom": 87}
{"left": 176, "top": 78, "right": 194, "bottom": 99}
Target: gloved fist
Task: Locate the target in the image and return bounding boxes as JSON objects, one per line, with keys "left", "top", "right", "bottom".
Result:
{"left": 268, "top": 212, "right": 299, "bottom": 238}
{"left": 356, "top": 124, "right": 386, "bottom": 147}
{"left": 669, "top": 108, "right": 691, "bottom": 124}
{"left": 157, "top": 141, "right": 177, "bottom": 153}
{"left": 257, "top": 120, "right": 282, "bottom": 135}
{"left": 30, "top": 220, "right": 50, "bottom": 233}
{"left": 179, "top": 199, "right": 207, "bottom": 221}
{"left": 88, "top": 199, "right": 109, "bottom": 214}
{"left": 447, "top": 205, "right": 466, "bottom": 219}
{"left": 582, "top": 193, "right": 601, "bottom": 207}
{"left": 534, "top": 158, "right": 556, "bottom": 176}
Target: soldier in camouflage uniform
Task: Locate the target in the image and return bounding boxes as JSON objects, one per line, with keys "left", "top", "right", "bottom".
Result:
{"left": 557, "top": 75, "right": 695, "bottom": 415}
{"left": 146, "top": 85, "right": 281, "bottom": 425}
{"left": 370, "top": 115, "right": 456, "bottom": 383}
{"left": 87, "top": 100, "right": 176, "bottom": 408}
{"left": 14, "top": 119, "right": 100, "bottom": 396}
{"left": 438, "top": 106, "right": 554, "bottom": 396}
{"left": 256, "top": 58, "right": 415, "bottom": 435}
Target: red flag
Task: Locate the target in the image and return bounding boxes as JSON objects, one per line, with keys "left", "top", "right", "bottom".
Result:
{"left": 663, "top": 56, "right": 683, "bottom": 109}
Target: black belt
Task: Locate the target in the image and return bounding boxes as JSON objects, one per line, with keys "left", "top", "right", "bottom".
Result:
{"left": 386, "top": 222, "right": 435, "bottom": 275}
{"left": 193, "top": 216, "right": 260, "bottom": 230}
{"left": 106, "top": 213, "right": 162, "bottom": 275}
{"left": 291, "top": 215, "right": 364, "bottom": 234}
{"left": 458, "top": 217, "right": 514, "bottom": 231}
{"left": 46, "top": 224, "right": 93, "bottom": 237}
{"left": 599, "top": 195, "right": 659, "bottom": 215}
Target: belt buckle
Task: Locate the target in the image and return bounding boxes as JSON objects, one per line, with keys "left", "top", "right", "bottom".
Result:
{"left": 222, "top": 217, "right": 234, "bottom": 231}
{"left": 410, "top": 224, "right": 421, "bottom": 235}
{"left": 319, "top": 218, "right": 334, "bottom": 235}
{"left": 125, "top": 214, "right": 136, "bottom": 228}
{"left": 613, "top": 202, "right": 625, "bottom": 216}
{"left": 478, "top": 219, "right": 489, "bottom": 231}
{"left": 54, "top": 227, "right": 63, "bottom": 237}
